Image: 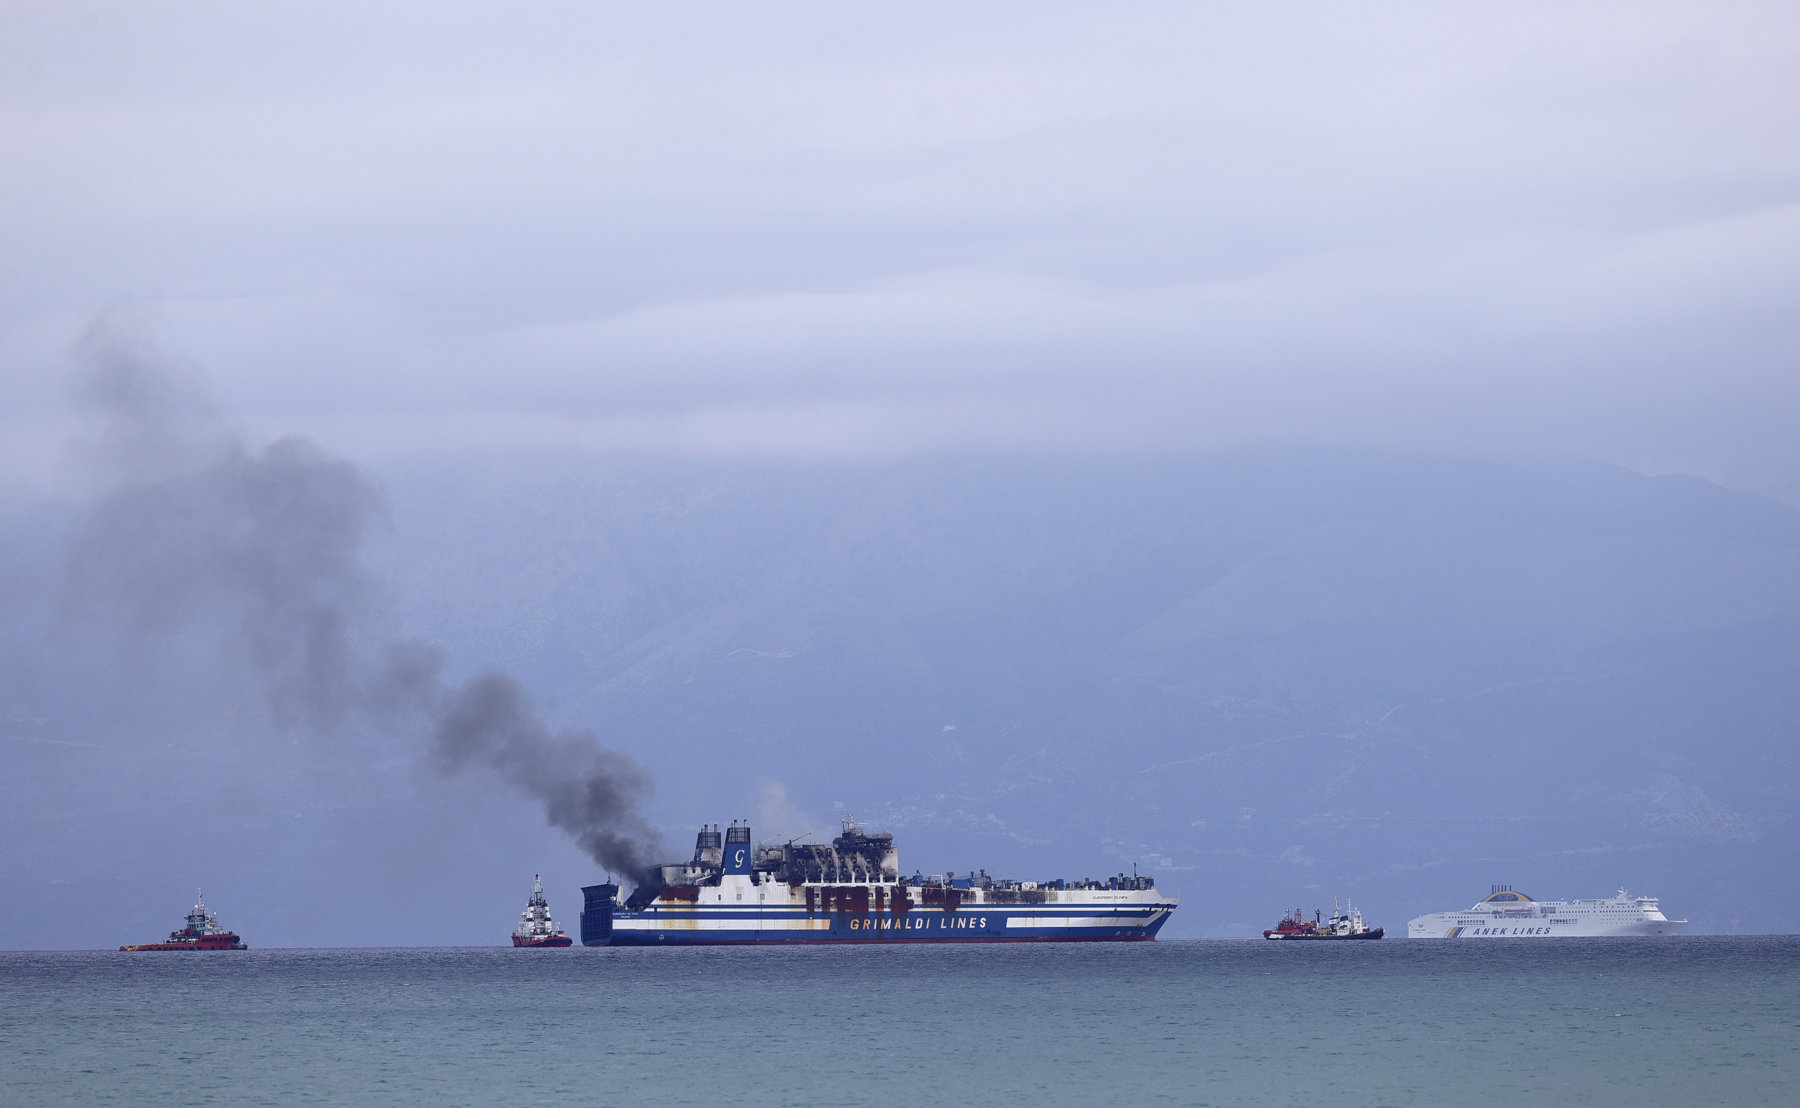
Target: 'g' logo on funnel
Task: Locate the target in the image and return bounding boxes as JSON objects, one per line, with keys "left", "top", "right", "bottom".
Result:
{"left": 723, "top": 821, "right": 752, "bottom": 874}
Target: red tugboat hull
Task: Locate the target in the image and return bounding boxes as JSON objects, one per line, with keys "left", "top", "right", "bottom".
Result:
{"left": 120, "top": 937, "right": 248, "bottom": 951}
{"left": 511, "top": 935, "right": 573, "bottom": 947}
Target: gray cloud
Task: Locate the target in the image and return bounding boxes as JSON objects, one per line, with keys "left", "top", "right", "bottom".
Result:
{"left": 1, "top": 2, "right": 1796, "bottom": 502}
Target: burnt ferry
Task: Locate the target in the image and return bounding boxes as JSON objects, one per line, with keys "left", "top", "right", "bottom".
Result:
{"left": 581, "top": 817, "right": 1177, "bottom": 945}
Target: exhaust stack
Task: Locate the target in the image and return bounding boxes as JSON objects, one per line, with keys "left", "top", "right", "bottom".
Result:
{"left": 723, "top": 821, "right": 752, "bottom": 876}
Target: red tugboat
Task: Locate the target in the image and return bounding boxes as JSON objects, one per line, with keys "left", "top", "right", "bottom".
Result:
{"left": 512, "top": 875, "right": 573, "bottom": 947}
{"left": 120, "top": 890, "right": 249, "bottom": 951}
{"left": 1263, "top": 899, "right": 1384, "bottom": 940}
{"left": 1264, "top": 907, "right": 1323, "bottom": 939}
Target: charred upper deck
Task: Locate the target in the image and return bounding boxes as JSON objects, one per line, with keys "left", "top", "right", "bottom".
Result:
{"left": 623, "top": 816, "right": 1156, "bottom": 911}
{"left": 767, "top": 822, "right": 900, "bottom": 884}
{"left": 651, "top": 818, "right": 899, "bottom": 889}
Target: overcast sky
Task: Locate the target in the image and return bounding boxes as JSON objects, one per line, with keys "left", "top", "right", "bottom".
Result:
{"left": 3, "top": 1, "right": 1797, "bottom": 500}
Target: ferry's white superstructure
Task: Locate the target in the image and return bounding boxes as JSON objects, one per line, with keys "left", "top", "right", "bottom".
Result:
{"left": 1408, "top": 886, "right": 1686, "bottom": 939}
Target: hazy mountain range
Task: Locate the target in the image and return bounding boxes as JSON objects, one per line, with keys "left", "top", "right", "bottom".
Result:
{"left": 380, "top": 447, "right": 1799, "bottom": 936}
{"left": 6, "top": 446, "right": 1797, "bottom": 944}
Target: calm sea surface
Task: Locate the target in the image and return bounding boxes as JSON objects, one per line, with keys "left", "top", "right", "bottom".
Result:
{"left": 3, "top": 937, "right": 1795, "bottom": 1106}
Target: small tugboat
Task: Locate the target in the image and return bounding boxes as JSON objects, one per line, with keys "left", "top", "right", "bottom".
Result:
{"left": 512, "top": 875, "right": 573, "bottom": 947}
{"left": 1263, "top": 899, "right": 1383, "bottom": 940}
{"left": 120, "top": 890, "right": 248, "bottom": 951}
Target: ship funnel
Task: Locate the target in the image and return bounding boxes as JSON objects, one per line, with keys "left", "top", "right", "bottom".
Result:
{"left": 693, "top": 824, "right": 724, "bottom": 866}
{"left": 723, "top": 820, "right": 752, "bottom": 875}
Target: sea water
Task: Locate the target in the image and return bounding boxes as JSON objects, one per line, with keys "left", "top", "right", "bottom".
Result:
{"left": 3, "top": 937, "right": 1795, "bottom": 1105}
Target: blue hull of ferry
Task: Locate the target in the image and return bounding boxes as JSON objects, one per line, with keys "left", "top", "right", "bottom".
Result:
{"left": 580, "top": 894, "right": 1172, "bottom": 946}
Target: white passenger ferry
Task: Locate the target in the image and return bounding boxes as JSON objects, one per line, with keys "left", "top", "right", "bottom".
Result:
{"left": 1408, "top": 885, "right": 1686, "bottom": 938}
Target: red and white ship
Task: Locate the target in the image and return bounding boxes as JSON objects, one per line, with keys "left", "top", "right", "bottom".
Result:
{"left": 120, "top": 890, "right": 248, "bottom": 951}
{"left": 1263, "top": 900, "right": 1383, "bottom": 940}
{"left": 512, "top": 875, "right": 573, "bottom": 947}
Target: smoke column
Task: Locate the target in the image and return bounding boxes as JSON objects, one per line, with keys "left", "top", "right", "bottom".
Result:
{"left": 60, "top": 318, "right": 664, "bottom": 881}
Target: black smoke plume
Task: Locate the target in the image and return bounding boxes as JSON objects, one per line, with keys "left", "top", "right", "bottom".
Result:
{"left": 428, "top": 671, "right": 661, "bottom": 875}
{"left": 60, "top": 319, "right": 664, "bottom": 882}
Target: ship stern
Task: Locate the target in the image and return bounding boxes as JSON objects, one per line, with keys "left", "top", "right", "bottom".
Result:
{"left": 580, "top": 882, "right": 618, "bottom": 946}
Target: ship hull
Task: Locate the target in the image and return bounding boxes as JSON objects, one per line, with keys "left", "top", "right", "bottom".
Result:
{"left": 603, "top": 933, "right": 1156, "bottom": 946}
{"left": 583, "top": 889, "right": 1175, "bottom": 946}
{"left": 1407, "top": 917, "right": 1685, "bottom": 939}
{"left": 511, "top": 935, "right": 573, "bottom": 947}
{"left": 1263, "top": 929, "right": 1383, "bottom": 940}
{"left": 120, "top": 939, "right": 247, "bottom": 951}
